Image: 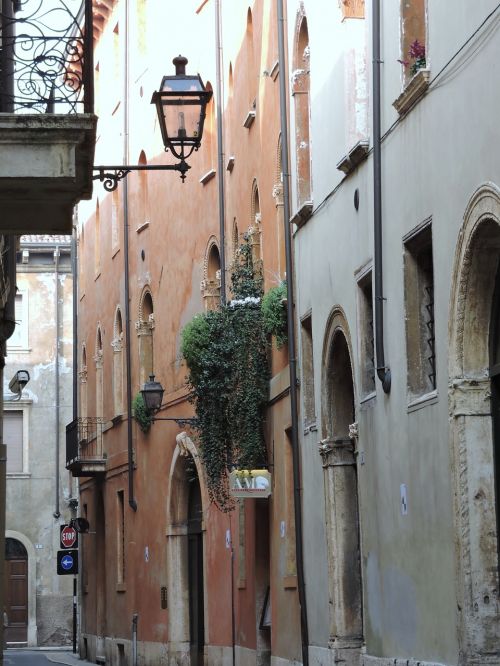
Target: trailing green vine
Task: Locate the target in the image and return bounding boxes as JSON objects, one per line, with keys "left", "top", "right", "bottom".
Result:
{"left": 132, "top": 392, "right": 152, "bottom": 434}
{"left": 181, "top": 237, "right": 269, "bottom": 510}
{"left": 262, "top": 281, "right": 288, "bottom": 348}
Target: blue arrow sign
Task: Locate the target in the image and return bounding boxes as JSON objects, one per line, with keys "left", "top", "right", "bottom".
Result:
{"left": 61, "top": 554, "right": 74, "bottom": 571}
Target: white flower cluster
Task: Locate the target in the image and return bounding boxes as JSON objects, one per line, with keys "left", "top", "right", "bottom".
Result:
{"left": 229, "top": 296, "right": 261, "bottom": 308}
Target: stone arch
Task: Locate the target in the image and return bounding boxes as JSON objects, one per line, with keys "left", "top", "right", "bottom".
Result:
{"left": 201, "top": 236, "right": 221, "bottom": 311}
{"left": 320, "top": 307, "right": 363, "bottom": 660}
{"left": 166, "top": 434, "right": 208, "bottom": 663}
{"left": 112, "top": 306, "right": 124, "bottom": 416}
{"left": 5, "top": 530, "right": 37, "bottom": 646}
{"left": 448, "top": 182, "right": 500, "bottom": 662}
{"left": 137, "top": 287, "right": 154, "bottom": 388}
{"left": 292, "top": 6, "right": 312, "bottom": 208}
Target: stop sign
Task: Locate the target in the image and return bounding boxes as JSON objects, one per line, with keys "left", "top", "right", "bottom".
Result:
{"left": 60, "top": 524, "right": 78, "bottom": 549}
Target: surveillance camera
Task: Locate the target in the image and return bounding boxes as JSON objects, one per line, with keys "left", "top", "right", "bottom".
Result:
{"left": 9, "top": 369, "right": 30, "bottom": 395}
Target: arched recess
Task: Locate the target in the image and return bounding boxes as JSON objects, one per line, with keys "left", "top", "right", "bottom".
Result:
{"left": 5, "top": 530, "right": 37, "bottom": 646}
{"left": 201, "top": 237, "right": 221, "bottom": 311}
{"left": 320, "top": 307, "right": 363, "bottom": 660}
{"left": 95, "top": 326, "right": 104, "bottom": 420}
{"left": 112, "top": 307, "right": 124, "bottom": 416}
{"left": 272, "top": 134, "right": 286, "bottom": 277}
{"left": 203, "top": 82, "right": 214, "bottom": 172}
{"left": 249, "top": 179, "right": 262, "bottom": 267}
{"left": 136, "top": 288, "right": 154, "bottom": 388}
{"left": 166, "top": 434, "right": 208, "bottom": 665}
{"left": 448, "top": 183, "right": 500, "bottom": 661}
{"left": 80, "top": 344, "right": 88, "bottom": 419}
{"left": 138, "top": 150, "right": 150, "bottom": 225}
{"left": 246, "top": 8, "right": 256, "bottom": 108}
{"left": 292, "top": 9, "right": 312, "bottom": 208}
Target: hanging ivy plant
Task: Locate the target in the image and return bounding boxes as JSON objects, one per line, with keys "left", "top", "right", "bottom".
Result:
{"left": 132, "top": 392, "right": 152, "bottom": 434}
{"left": 181, "top": 237, "right": 269, "bottom": 510}
{"left": 262, "top": 281, "right": 288, "bottom": 348}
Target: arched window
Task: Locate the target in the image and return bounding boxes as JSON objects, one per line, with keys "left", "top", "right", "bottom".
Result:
{"left": 292, "top": 13, "right": 312, "bottom": 208}
{"left": 137, "top": 290, "right": 154, "bottom": 388}
{"left": 249, "top": 180, "right": 262, "bottom": 267}
{"left": 80, "top": 345, "right": 88, "bottom": 419}
{"left": 95, "top": 327, "right": 104, "bottom": 419}
{"left": 202, "top": 239, "right": 221, "bottom": 311}
{"left": 112, "top": 307, "right": 124, "bottom": 416}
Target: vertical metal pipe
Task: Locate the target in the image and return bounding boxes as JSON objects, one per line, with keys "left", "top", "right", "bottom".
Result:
{"left": 277, "top": 2, "right": 309, "bottom": 663}
{"left": 123, "top": 0, "right": 136, "bottom": 511}
{"left": 53, "top": 246, "right": 61, "bottom": 519}
{"left": 72, "top": 576, "right": 77, "bottom": 653}
{"left": 132, "top": 613, "right": 138, "bottom": 666}
{"left": 72, "top": 226, "right": 78, "bottom": 422}
{"left": 0, "top": 363, "right": 5, "bottom": 666}
{"left": 215, "top": 0, "right": 226, "bottom": 304}
{"left": 372, "top": 0, "right": 391, "bottom": 393}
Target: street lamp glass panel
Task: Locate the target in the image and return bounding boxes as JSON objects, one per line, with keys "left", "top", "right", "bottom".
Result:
{"left": 141, "top": 375, "right": 164, "bottom": 414}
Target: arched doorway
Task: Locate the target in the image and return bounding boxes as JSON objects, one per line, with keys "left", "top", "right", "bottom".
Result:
{"left": 167, "top": 435, "right": 206, "bottom": 664}
{"left": 95, "top": 485, "right": 107, "bottom": 659}
{"left": 188, "top": 466, "right": 205, "bottom": 664}
{"left": 320, "top": 309, "right": 363, "bottom": 661}
{"left": 449, "top": 184, "right": 500, "bottom": 661}
{"left": 5, "top": 537, "right": 28, "bottom": 643}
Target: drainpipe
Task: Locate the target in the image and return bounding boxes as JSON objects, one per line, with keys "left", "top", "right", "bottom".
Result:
{"left": 123, "top": 0, "right": 137, "bottom": 511}
{"left": 132, "top": 613, "right": 138, "bottom": 666}
{"left": 372, "top": 0, "right": 391, "bottom": 393}
{"left": 215, "top": 0, "right": 226, "bottom": 305}
{"left": 71, "top": 223, "right": 78, "bottom": 506}
{"left": 277, "top": 2, "right": 309, "bottom": 664}
{"left": 53, "top": 245, "right": 61, "bottom": 519}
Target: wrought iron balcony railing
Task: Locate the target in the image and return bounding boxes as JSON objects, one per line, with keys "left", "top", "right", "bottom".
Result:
{"left": 66, "top": 416, "right": 106, "bottom": 476}
{"left": 0, "top": 0, "right": 94, "bottom": 114}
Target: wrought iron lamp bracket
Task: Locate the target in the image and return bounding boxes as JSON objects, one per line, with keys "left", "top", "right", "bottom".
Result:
{"left": 93, "top": 160, "right": 190, "bottom": 192}
{"left": 151, "top": 416, "right": 198, "bottom": 428}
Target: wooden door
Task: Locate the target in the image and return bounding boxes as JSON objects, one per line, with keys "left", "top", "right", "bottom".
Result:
{"left": 4, "top": 556, "right": 28, "bottom": 643}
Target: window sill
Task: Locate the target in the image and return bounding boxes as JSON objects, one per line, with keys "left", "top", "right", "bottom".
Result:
{"left": 199, "top": 168, "right": 216, "bottom": 185}
{"left": 7, "top": 346, "right": 32, "bottom": 354}
{"left": 360, "top": 391, "right": 376, "bottom": 405}
{"left": 407, "top": 389, "right": 438, "bottom": 413}
{"left": 336, "top": 139, "right": 369, "bottom": 176}
{"left": 116, "top": 583, "right": 126, "bottom": 593}
{"left": 283, "top": 575, "right": 297, "bottom": 590}
{"left": 290, "top": 201, "right": 313, "bottom": 229}
{"left": 6, "top": 473, "right": 30, "bottom": 479}
{"left": 393, "top": 68, "right": 430, "bottom": 116}
{"left": 136, "top": 221, "right": 149, "bottom": 234}
{"left": 243, "top": 109, "right": 256, "bottom": 129}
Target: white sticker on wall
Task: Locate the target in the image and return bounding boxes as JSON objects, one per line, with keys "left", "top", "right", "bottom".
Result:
{"left": 225, "top": 529, "right": 231, "bottom": 549}
{"left": 280, "top": 521, "right": 286, "bottom": 538}
{"left": 144, "top": 546, "right": 149, "bottom": 562}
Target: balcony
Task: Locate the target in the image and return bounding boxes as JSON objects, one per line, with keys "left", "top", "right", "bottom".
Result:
{"left": 0, "top": 0, "right": 97, "bottom": 234}
{"left": 66, "top": 417, "right": 106, "bottom": 476}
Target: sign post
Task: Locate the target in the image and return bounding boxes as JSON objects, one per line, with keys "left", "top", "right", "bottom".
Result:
{"left": 58, "top": 524, "right": 79, "bottom": 653}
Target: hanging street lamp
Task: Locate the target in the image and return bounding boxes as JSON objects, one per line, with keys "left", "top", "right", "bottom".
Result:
{"left": 93, "top": 55, "right": 212, "bottom": 191}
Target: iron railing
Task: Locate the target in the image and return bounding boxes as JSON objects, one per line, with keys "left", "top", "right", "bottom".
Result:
{"left": 66, "top": 416, "right": 105, "bottom": 468}
{"left": 0, "top": 0, "right": 94, "bottom": 113}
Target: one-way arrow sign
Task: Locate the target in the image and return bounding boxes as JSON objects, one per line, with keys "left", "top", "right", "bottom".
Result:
{"left": 57, "top": 549, "right": 78, "bottom": 575}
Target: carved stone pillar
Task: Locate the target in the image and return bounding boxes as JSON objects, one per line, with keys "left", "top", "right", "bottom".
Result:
{"left": 319, "top": 434, "right": 363, "bottom": 664}
{"left": 449, "top": 377, "right": 500, "bottom": 660}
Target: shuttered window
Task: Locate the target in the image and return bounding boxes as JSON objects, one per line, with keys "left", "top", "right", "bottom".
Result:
{"left": 4, "top": 411, "right": 23, "bottom": 473}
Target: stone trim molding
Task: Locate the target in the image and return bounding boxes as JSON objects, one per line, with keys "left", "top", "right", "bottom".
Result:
{"left": 362, "top": 657, "right": 447, "bottom": 666}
